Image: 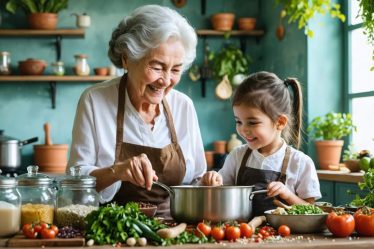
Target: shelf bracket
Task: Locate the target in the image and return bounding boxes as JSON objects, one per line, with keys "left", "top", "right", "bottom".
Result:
{"left": 49, "top": 81, "right": 57, "bottom": 109}
{"left": 240, "top": 37, "right": 247, "bottom": 54}
{"left": 55, "top": 35, "right": 62, "bottom": 61}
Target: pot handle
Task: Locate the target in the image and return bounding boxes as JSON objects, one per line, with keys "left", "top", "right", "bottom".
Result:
{"left": 153, "top": 181, "right": 174, "bottom": 197}
{"left": 19, "top": 137, "right": 38, "bottom": 146}
{"left": 249, "top": 189, "right": 268, "bottom": 200}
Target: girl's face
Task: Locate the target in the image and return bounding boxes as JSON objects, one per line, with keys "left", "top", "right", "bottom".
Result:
{"left": 233, "top": 104, "right": 285, "bottom": 156}
{"left": 125, "top": 38, "right": 185, "bottom": 105}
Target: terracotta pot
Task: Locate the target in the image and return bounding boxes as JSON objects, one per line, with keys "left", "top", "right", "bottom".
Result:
{"left": 315, "top": 140, "right": 344, "bottom": 170}
{"left": 237, "top": 17, "right": 256, "bottom": 31}
{"left": 211, "top": 13, "right": 235, "bottom": 31}
{"left": 18, "top": 58, "right": 47, "bottom": 75}
{"left": 214, "top": 140, "right": 227, "bottom": 154}
{"left": 94, "top": 67, "right": 108, "bottom": 76}
{"left": 343, "top": 159, "right": 361, "bottom": 172}
{"left": 28, "top": 13, "right": 58, "bottom": 30}
{"left": 204, "top": 151, "right": 214, "bottom": 170}
{"left": 34, "top": 144, "right": 69, "bottom": 173}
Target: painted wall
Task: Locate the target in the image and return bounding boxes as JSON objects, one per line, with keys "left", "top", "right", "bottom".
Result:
{"left": 0, "top": 0, "right": 343, "bottom": 170}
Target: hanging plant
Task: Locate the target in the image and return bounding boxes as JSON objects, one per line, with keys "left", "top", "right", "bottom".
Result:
{"left": 359, "top": 0, "right": 374, "bottom": 70}
{"left": 275, "top": 0, "right": 345, "bottom": 37}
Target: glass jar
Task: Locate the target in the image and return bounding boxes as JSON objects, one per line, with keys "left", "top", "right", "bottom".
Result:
{"left": 16, "top": 165, "right": 55, "bottom": 226}
{"left": 56, "top": 166, "right": 99, "bottom": 229}
{"left": 0, "top": 170, "right": 21, "bottom": 238}
{"left": 74, "top": 54, "right": 90, "bottom": 76}
{"left": 51, "top": 61, "right": 65, "bottom": 76}
{"left": 0, "top": 51, "right": 11, "bottom": 75}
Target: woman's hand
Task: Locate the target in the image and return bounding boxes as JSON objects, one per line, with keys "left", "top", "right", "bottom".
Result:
{"left": 201, "top": 171, "right": 223, "bottom": 186}
{"left": 267, "top": 181, "right": 292, "bottom": 200}
{"left": 114, "top": 153, "right": 158, "bottom": 191}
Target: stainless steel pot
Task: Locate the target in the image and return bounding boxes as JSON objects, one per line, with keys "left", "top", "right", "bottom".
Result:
{"left": 0, "top": 130, "right": 38, "bottom": 171}
{"left": 153, "top": 181, "right": 267, "bottom": 223}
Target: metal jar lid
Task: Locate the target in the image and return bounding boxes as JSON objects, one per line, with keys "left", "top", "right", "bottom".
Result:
{"left": 17, "top": 165, "right": 52, "bottom": 187}
{"left": 59, "top": 166, "right": 96, "bottom": 188}
{"left": 0, "top": 170, "right": 17, "bottom": 188}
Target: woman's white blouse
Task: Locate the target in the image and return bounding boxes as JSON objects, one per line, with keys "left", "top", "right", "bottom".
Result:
{"left": 218, "top": 142, "right": 322, "bottom": 200}
{"left": 68, "top": 77, "right": 207, "bottom": 202}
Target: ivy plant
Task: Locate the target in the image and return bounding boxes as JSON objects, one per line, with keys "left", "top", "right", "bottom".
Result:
{"left": 275, "top": 0, "right": 345, "bottom": 37}
{"left": 359, "top": 0, "right": 374, "bottom": 70}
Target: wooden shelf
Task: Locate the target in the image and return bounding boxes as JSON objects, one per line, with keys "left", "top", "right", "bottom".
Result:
{"left": 0, "top": 29, "right": 85, "bottom": 37}
{"left": 0, "top": 75, "right": 114, "bottom": 82}
{"left": 317, "top": 170, "right": 364, "bottom": 183}
{"left": 196, "top": 29, "right": 264, "bottom": 37}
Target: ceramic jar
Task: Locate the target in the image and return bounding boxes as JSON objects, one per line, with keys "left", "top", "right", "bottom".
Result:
{"left": 0, "top": 51, "right": 11, "bottom": 75}
{"left": 51, "top": 61, "right": 65, "bottom": 76}
{"left": 18, "top": 58, "right": 46, "bottom": 75}
{"left": 74, "top": 54, "right": 90, "bottom": 76}
{"left": 227, "top": 134, "right": 243, "bottom": 153}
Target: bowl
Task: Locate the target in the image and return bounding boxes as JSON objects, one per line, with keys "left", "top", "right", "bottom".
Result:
{"left": 138, "top": 202, "right": 157, "bottom": 218}
{"left": 264, "top": 209, "right": 328, "bottom": 234}
{"left": 18, "top": 58, "right": 47, "bottom": 75}
{"left": 94, "top": 67, "right": 108, "bottom": 76}
{"left": 237, "top": 17, "right": 256, "bottom": 31}
{"left": 343, "top": 159, "right": 361, "bottom": 172}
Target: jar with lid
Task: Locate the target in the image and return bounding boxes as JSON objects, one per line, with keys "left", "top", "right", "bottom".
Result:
{"left": 0, "top": 170, "right": 21, "bottom": 237}
{"left": 56, "top": 166, "right": 99, "bottom": 229}
{"left": 51, "top": 61, "right": 65, "bottom": 76}
{"left": 74, "top": 54, "right": 90, "bottom": 76}
{"left": 0, "top": 51, "right": 11, "bottom": 75}
{"left": 16, "top": 165, "right": 55, "bottom": 226}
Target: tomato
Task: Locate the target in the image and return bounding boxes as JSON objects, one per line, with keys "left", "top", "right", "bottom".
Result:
{"left": 326, "top": 211, "right": 355, "bottom": 237}
{"left": 211, "top": 226, "right": 225, "bottom": 241}
{"left": 33, "top": 223, "right": 42, "bottom": 234}
{"left": 239, "top": 223, "right": 253, "bottom": 238}
{"left": 50, "top": 225, "right": 59, "bottom": 235}
{"left": 196, "top": 222, "right": 211, "bottom": 237}
{"left": 278, "top": 225, "right": 291, "bottom": 237}
{"left": 22, "top": 224, "right": 37, "bottom": 239}
{"left": 40, "top": 228, "right": 57, "bottom": 239}
{"left": 354, "top": 207, "right": 374, "bottom": 236}
{"left": 40, "top": 222, "right": 50, "bottom": 230}
{"left": 225, "top": 226, "right": 241, "bottom": 241}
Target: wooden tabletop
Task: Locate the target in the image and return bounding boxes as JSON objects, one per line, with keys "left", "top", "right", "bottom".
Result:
{"left": 317, "top": 170, "right": 364, "bottom": 183}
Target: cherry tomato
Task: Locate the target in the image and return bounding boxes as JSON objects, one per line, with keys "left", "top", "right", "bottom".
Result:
{"left": 225, "top": 226, "right": 241, "bottom": 241}
{"left": 50, "top": 225, "right": 59, "bottom": 235}
{"left": 278, "top": 225, "right": 291, "bottom": 237}
{"left": 40, "top": 228, "right": 57, "bottom": 239}
{"left": 40, "top": 222, "right": 50, "bottom": 230}
{"left": 22, "top": 224, "right": 37, "bottom": 239}
{"left": 211, "top": 226, "right": 225, "bottom": 241}
{"left": 326, "top": 211, "right": 355, "bottom": 237}
{"left": 196, "top": 222, "right": 211, "bottom": 237}
{"left": 354, "top": 207, "right": 374, "bottom": 236}
{"left": 33, "top": 223, "right": 42, "bottom": 234}
{"left": 239, "top": 223, "right": 252, "bottom": 238}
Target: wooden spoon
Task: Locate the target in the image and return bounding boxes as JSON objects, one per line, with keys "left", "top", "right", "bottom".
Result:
{"left": 43, "top": 122, "right": 52, "bottom": 146}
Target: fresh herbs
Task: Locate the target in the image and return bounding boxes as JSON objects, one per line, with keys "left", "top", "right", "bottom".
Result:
{"left": 351, "top": 168, "right": 374, "bottom": 208}
{"left": 286, "top": 204, "right": 324, "bottom": 215}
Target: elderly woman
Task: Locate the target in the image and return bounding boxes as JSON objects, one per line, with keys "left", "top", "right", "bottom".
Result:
{"left": 68, "top": 5, "right": 206, "bottom": 216}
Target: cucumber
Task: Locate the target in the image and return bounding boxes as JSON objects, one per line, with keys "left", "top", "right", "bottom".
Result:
{"left": 131, "top": 219, "right": 163, "bottom": 243}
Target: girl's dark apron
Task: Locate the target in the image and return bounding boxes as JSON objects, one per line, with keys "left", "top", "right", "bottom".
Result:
{"left": 237, "top": 146, "right": 291, "bottom": 216}
{"left": 111, "top": 75, "right": 186, "bottom": 217}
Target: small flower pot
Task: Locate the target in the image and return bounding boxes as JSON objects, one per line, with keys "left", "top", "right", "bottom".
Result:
{"left": 211, "top": 13, "right": 235, "bottom": 31}
{"left": 94, "top": 67, "right": 109, "bottom": 76}
{"left": 28, "top": 13, "right": 58, "bottom": 30}
{"left": 237, "top": 17, "right": 256, "bottom": 31}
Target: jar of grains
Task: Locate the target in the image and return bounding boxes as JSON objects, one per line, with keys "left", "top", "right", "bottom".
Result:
{"left": 56, "top": 166, "right": 99, "bottom": 229}
{"left": 0, "top": 170, "right": 21, "bottom": 237}
{"left": 16, "top": 165, "right": 55, "bottom": 226}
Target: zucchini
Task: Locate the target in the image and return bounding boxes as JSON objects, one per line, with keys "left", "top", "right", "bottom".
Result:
{"left": 131, "top": 219, "right": 163, "bottom": 243}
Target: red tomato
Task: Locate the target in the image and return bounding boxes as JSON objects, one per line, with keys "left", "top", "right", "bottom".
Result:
{"left": 40, "top": 222, "right": 50, "bottom": 230}
{"left": 40, "top": 228, "right": 57, "bottom": 239}
{"left": 354, "top": 207, "right": 374, "bottom": 236}
{"left": 278, "top": 225, "right": 291, "bottom": 237}
{"left": 196, "top": 222, "right": 211, "bottom": 237}
{"left": 239, "top": 223, "right": 253, "bottom": 238}
{"left": 225, "top": 226, "right": 241, "bottom": 241}
{"left": 33, "top": 223, "right": 42, "bottom": 233}
{"left": 22, "top": 224, "right": 37, "bottom": 239}
{"left": 211, "top": 226, "right": 225, "bottom": 241}
{"left": 326, "top": 211, "right": 355, "bottom": 237}
{"left": 50, "top": 225, "right": 59, "bottom": 235}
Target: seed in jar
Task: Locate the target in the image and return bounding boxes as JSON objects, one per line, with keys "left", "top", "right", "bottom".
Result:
{"left": 56, "top": 204, "right": 97, "bottom": 229}
{"left": 21, "top": 203, "right": 54, "bottom": 225}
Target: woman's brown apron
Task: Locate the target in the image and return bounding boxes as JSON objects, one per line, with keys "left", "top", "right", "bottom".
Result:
{"left": 111, "top": 75, "right": 186, "bottom": 217}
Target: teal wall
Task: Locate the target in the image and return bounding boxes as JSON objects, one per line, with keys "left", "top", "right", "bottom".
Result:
{"left": 0, "top": 0, "right": 343, "bottom": 170}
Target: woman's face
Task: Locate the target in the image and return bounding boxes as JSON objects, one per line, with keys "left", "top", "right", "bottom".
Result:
{"left": 125, "top": 38, "right": 185, "bottom": 105}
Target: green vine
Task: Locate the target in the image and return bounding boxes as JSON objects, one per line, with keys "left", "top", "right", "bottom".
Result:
{"left": 275, "top": 0, "right": 345, "bottom": 37}
{"left": 359, "top": 0, "right": 374, "bottom": 70}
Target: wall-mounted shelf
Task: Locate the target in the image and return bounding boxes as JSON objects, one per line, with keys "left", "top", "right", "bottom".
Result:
{"left": 0, "top": 75, "right": 115, "bottom": 108}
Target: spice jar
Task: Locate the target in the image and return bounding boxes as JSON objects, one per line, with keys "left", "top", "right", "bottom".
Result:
{"left": 0, "top": 170, "right": 21, "bottom": 238}
{"left": 0, "top": 51, "right": 11, "bottom": 75}
{"left": 74, "top": 54, "right": 90, "bottom": 76}
{"left": 51, "top": 61, "right": 65, "bottom": 76}
{"left": 17, "top": 165, "right": 55, "bottom": 226}
{"left": 56, "top": 166, "right": 99, "bottom": 229}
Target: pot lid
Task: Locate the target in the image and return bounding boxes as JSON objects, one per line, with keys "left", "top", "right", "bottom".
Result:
{"left": 17, "top": 165, "right": 52, "bottom": 186}
{"left": 0, "top": 170, "right": 17, "bottom": 188}
{"left": 0, "top": 130, "right": 19, "bottom": 144}
{"left": 59, "top": 166, "right": 96, "bottom": 188}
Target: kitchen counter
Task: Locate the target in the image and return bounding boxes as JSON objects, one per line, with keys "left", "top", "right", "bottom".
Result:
{"left": 317, "top": 170, "right": 364, "bottom": 183}
{"left": 1, "top": 234, "right": 374, "bottom": 248}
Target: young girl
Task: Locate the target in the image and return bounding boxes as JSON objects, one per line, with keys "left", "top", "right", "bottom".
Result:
{"left": 201, "top": 71, "right": 321, "bottom": 216}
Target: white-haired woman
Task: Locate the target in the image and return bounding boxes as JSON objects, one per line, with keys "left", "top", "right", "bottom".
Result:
{"left": 68, "top": 5, "right": 206, "bottom": 217}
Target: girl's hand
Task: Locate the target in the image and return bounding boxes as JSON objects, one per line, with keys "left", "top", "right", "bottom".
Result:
{"left": 201, "top": 171, "right": 223, "bottom": 186}
{"left": 114, "top": 153, "right": 158, "bottom": 191}
{"left": 267, "top": 181, "right": 292, "bottom": 200}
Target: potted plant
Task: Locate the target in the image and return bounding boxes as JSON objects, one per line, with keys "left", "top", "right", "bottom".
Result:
{"left": 342, "top": 143, "right": 360, "bottom": 172}
{"left": 308, "top": 112, "right": 357, "bottom": 170}
{"left": 5, "top": 0, "right": 68, "bottom": 30}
